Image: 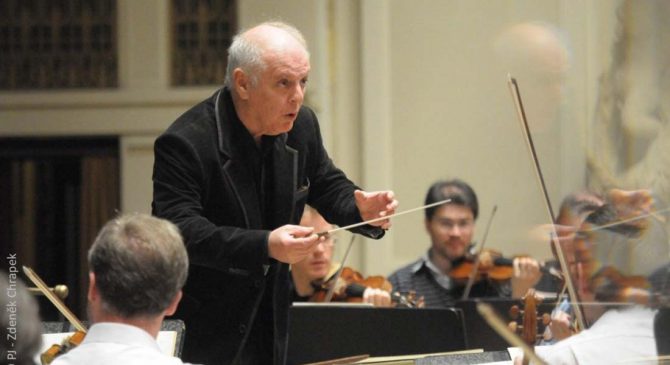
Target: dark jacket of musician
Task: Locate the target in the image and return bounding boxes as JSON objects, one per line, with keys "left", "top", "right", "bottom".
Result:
{"left": 152, "top": 87, "right": 383, "bottom": 365}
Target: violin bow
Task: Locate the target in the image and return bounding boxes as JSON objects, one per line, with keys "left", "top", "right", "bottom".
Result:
{"left": 323, "top": 234, "right": 356, "bottom": 303}
{"left": 23, "top": 266, "right": 87, "bottom": 332}
{"left": 462, "top": 205, "right": 498, "bottom": 300}
{"left": 507, "top": 75, "right": 587, "bottom": 331}
{"left": 578, "top": 206, "right": 670, "bottom": 234}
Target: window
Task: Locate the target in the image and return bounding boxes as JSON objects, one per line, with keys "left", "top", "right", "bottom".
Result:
{"left": 171, "top": 0, "right": 237, "bottom": 86}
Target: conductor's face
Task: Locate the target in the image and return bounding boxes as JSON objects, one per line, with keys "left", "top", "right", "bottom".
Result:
{"left": 247, "top": 47, "right": 310, "bottom": 136}
{"left": 427, "top": 204, "right": 475, "bottom": 261}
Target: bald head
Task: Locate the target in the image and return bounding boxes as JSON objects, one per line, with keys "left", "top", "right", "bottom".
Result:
{"left": 494, "top": 22, "right": 572, "bottom": 131}
{"left": 495, "top": 22, "right": 571, "bottom": 78}
{"left": 224, "top": 22, "right": 310, "bottom": 88}
{"left": 247, "top": 22, "right": 307, "bottom": 50}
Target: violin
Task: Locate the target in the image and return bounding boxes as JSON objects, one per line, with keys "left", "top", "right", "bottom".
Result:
{"left": 450, "top": 249, "right": 559, "bottom": 287}
{"left": 41, "top": 330, "right": 87, "bottom": 364}
{"left": 508, "top": 289, "right": 549, "bottom": 345}
{"left": 309, "top": 266, "right": 423, "bottom": 308}
{"left": 449, "top": 249, "right": 515, "bottom": 284}
{"left": 23, "top": 266, "right": 87, "bottom": 364}
{"left": 590, "top": 266, "right": 651, "bottom": 304}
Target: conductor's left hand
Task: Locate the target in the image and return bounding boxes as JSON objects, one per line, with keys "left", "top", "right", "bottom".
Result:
{"left": 354, "top": 190, "right": 398, "bottom": 230}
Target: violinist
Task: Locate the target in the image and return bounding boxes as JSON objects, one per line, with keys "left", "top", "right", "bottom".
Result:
{"left": 51, "top": 213, "right": 197, "bottom": 365}
{"left": 0, "top": 271, "right": 42, "bottom": 365}
{"left": 526, "top": 190, "right": 668, "bottom": 365}
{"left": 537, "top": 190, "right": 605, "bottom": 344}
{"left": 388, "top": 179, "right": 542, "bottom": 308}
{"left": 291, "top": 206, "right": 392, "bottom": 307}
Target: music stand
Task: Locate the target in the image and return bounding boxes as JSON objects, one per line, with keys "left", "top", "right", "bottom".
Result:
{"left": 287, "top": 305, "right": 465, "bottom": 365}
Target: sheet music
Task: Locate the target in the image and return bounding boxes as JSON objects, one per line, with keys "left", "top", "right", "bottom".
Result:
{"left": 466, "top": 348, "right": 521, "bottom": 365}
{"left": 356, "top": 349, "right": 484, "bottom": 364}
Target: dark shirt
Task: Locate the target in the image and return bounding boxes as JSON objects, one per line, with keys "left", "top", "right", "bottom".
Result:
{"left": 388, "top": 251, "right": 510, "bottom": 308}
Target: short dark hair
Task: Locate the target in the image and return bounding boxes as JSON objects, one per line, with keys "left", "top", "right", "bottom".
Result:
{"left": 88, "top": 213, "right": 188, "bottom": 318}
{"left": 585, "top": 204, "right": 641, "bottom": 238}
{"left": 557, "top": 191, "right": 604, "bottom": 222}
{"left": 424, "top": 179, "right": 478, "bottom": 220}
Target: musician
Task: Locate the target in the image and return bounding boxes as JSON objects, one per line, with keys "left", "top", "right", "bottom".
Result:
{"left": 52, "top": 213, "right": 194, "bottom": 365}
{"left": 290, "top": 206, "right": 392, "bottom": 307}
{"left": 388, "top": 179, "right": 542, "bottom": 308}
{"left": 526, "top": 195, "right": 667, "bottom": 364}
{"left": 152, "top": 21, "right": 397, "bottom": 365}
{"left": 1, "top": 271, "right": 42, "bottom": 365}
{"left": 538, "top": 191, "right": 605, "bottom": 343}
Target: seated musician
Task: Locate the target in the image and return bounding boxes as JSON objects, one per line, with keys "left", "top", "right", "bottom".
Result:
{"left": 524, "top": 191, "right": 668, "bottom": 364}
{"left": 290, "top": 206, "right": 393, "bottom": 307}
{"left": 1, "top": 271, "right": 42, "bottom": 365}
{"left": 52, "top": 213, "right": 196, "bottom": 365}
{"left": 537, "top": 190, "right": 605, "bottom": 343}
{"left": 388, "top": 179, "right": 542, "bottom": 308}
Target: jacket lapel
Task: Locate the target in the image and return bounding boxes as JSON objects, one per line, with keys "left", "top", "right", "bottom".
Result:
{"left": 215, "top": 89, "right": 263, "bottom": 229}
{"left": 268, "top": 135, "right": 298, "bottom": 228}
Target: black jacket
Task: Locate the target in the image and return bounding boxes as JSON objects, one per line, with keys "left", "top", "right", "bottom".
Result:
{"left": 152, "top": 88, "right": 383, "bottom": 365}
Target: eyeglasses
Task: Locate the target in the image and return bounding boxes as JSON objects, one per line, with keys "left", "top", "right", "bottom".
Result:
{"left": 435, "top": 218, "right": 474, "bottom": 231}
{"left": 320, "top": 237, "right": 337, "bottom": 247}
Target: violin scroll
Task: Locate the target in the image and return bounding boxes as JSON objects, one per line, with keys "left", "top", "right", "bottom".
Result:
{"left": 507, "top": 289, "right": 547, "bottom": 347}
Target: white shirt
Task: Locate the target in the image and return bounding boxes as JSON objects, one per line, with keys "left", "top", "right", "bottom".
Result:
{"left": 51, "top": 323, "right": 194, "bottom": 365}
{"left": 534, "top": 306, "right": 658, "bottom": 365}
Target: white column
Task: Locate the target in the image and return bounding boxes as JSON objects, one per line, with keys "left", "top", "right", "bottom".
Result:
{"left": 360, "top": 0, "right": 394, "bottom": 275}
{"left": 120, "top": 136, "right": 158, "bottom": 214}
{"left": 117, "top": 0, "right": 170, "bottom": 90}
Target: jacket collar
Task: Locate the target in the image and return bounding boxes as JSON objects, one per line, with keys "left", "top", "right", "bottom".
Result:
{"left": 214, "top": 87, "right": 299, "bottom": 229}
{"left": 215, "top": 87, "right": 237, "bottom": 157}
{"left": 215, "top": 87, "right": 291, "bottom": 154}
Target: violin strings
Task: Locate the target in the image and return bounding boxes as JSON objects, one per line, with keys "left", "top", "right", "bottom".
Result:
{"left": 462, "top": 205, "right": 498, "bottom": 300}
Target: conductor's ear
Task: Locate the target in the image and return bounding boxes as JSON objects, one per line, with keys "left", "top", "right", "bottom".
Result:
{"left": 234, "top": 69, "right": 250, "bottom": 100}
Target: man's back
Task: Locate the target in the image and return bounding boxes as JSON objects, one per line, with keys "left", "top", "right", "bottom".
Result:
{"left": 52, "top": 323, "right": 192, "bottom": 365}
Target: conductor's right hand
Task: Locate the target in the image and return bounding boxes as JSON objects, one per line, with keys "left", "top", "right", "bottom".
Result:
{"left": 268, "top": 225, "right": 321, "bottom": 264}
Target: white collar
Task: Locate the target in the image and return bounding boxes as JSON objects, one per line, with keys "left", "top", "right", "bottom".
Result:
{"left": 412, "top": 251, "right": 453, "bottom": 290}
{"left": 82, "top": 322, "right": 161, "bottom": 352}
